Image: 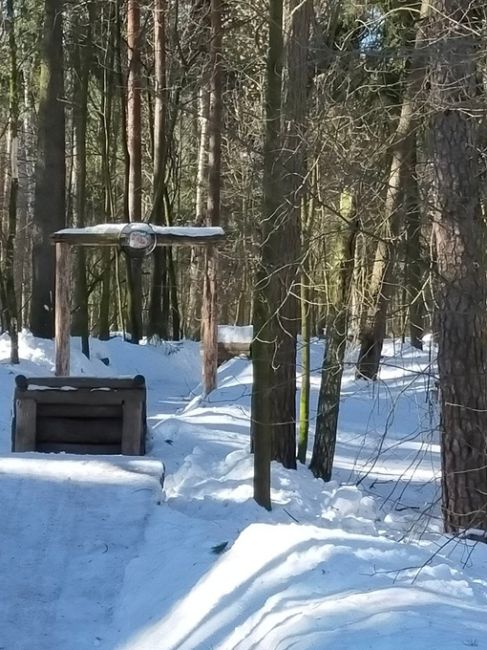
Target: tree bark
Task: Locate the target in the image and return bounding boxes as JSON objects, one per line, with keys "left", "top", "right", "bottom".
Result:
{"left": 269, "top": 0, "right": 311, "bottom": 468}
{"left": 188, "top": 86, "right": 210, "bottom": 338}
{"left": 426, "top": 0, "right": 487, "bottom": 532}
{"left": 31, "top": 0, "right": 65, "bottom": 339}
{"left": 126, "top": 0, "right": 143, "bottom": 343}
{"left": 3, "top": 0, "right": 20, "bottom": 363}
{"left": 356, "top": 6, "right": 428, "bottom": 379}
{"left": 310, "top": 191, "right": 359, "bottom": 481}
{"left": 148, "top": 0, "right": 170, "bottom": 340}
{"left": 201, "top": 0, "right": 222, "bottom": 395}
{"left": 405, "top": 142, "right": 424, "bottom": 350}
{"left": 98, "top": 5, "right": 116, "bottom": 341}
{"left": 252, "top": 0, "right": 285, "bottom": 509}
{"left": 297, "top": 174, "right": 316, "bottom": 464}
{"left": 71, "top": 3, "right": 93, "bottom": 358}
{"left": 297, "top": 267, "right": 311, "bottom": 464}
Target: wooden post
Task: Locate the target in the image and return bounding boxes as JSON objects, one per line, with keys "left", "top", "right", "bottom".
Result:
{"left": 55, "top": 242, "right": 71, "bottom": 376}
{"left": 201, "top": 246, "right": 218, "bottom": 395}
{"left": 121, "top": 397, "right": 144, "bottom": 455}
{"left": 14, "top": 398, "right": 37, "bottom": 452}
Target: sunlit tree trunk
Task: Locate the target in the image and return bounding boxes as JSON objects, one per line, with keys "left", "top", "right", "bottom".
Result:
{"left": 98, "top": 4, "right": 116, "bottom": 340}
{"left": 405, "top": 141, "right": 424, "bottom": 350}
{"left": 297, "top": 171, "right": 316, "bottom": 464}
{"left": 201, "top": 0, "right": 222, "bottom": 395}
{"left": 149, "top": 0, "right": 170, "bottom": 340}
{"left": 188, "top": 86, "right": 210, "bottom": 338}
{"left": 126, "top": 0, "right": 143, "bottom": 343}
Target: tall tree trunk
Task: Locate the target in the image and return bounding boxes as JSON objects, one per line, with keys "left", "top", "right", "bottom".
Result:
{"left": 188, "top": 86, "right": 210, "bottom": 338}
{"left": 98, "top": 251, "right": 111, "bottom": 340}
{"left": 115, "top": 0, "right": 129, "bottom": 217}
{"left": 267, "top": 0, "right": 311, "bottom": 467}
{"left": 3, "top": 0, "right": 20, "bottom": 363}
{"left": 148, "top": 0, "right": 169, "bottom": 340}
{"left": 71, "top": 4, "right": 93, "bottom": 358}
{"left": 405, "top": 142, "right": 424, "bottom": 350}
{"left": 126, "top": 0, "right": 143, "bottom": 343}
{"left": 201, "top": 0, "right": 222, "bottom": 395}
{"left": 252, "top": 0, "right": 284, "bottom": 509}
{"left": 310, "top": 191, "right": 359, "bottom": 481}
{"left": 18, "top": 60, "right": 35, "bottom": 329}
{"left": 31, "top": 0, "right": 65, "bottom": 338}
{"left": 427, "top": 0, "right": 487, "bottom": 532}
{"left": 356, "top": 7, "right": 427, "bottom": 379}
{"left": 297, "top": 182, "right": 316, "bottom": 464}
{"left": 98, "top": 4, "right": 116, "bottom": 340}
{"left": 297, "top": 266, "right": 311, "bottom": 464}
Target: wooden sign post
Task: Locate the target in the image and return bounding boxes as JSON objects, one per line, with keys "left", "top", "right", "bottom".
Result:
{"left": 51, "top": 224, "right": 225, "bottom": 392}
{"left": 55, "top": 242, "right": 71, "bottom": 376}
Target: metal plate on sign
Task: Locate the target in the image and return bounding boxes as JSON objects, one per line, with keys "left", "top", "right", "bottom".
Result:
{"left": 120, "top": 223, "right": 157, "bottom": 257}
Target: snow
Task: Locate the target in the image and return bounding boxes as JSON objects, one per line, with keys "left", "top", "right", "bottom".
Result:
{"left": 152, "top": 225, "right": 224, "bottom": 237}
{"left": 218, "top": 324, "right": 253, "bottom": 343}
{"left": 56, "top": 224, "right": 224, "bottom": 238}
{"left": 58, "top": 223, "right": 126, "bottom": 235}
{"left": 0, "top": 454, "right": 163, "bottom": 650}
{"left": 27, "top": 384, "right": 79, "bottom": 390}
{"left": 0, "top": 331, "right": 487, "bottom": 649}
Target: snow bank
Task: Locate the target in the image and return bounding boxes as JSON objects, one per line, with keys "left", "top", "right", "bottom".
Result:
{"left": 1, "top": 333, "right": 486, "bottom": 650}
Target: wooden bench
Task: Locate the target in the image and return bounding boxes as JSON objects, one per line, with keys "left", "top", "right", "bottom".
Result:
{"left": 12, "top": 375, "right": 147, "bottom": 456}
{"left": 217, "top": 341, "right": 251, "bottom": 365}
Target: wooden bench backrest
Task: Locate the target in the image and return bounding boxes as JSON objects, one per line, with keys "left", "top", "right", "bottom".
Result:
{"left": 12, "top": 375, "right": 147, "bottom": 456}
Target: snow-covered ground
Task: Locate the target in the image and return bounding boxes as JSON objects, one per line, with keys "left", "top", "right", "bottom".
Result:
{"left": 1, "top": 331, "right": 487, "bottom": 649}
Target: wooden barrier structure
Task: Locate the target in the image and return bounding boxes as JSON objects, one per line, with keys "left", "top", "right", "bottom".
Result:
{"left": 51, "top": 223, "right": 225, "bottom": 395}
{"left": 217, "top": 325, "right": 252, "bottom": 365}
{"left": 217, "top": 342, "right": 251, "bottom": 365}
{"left": 12, "top": 375, "right": 147, "bottom": 455}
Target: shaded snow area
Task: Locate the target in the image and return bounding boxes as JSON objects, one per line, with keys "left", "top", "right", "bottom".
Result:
{"left": 1, "top": 332, "right": 487, "bottom": 649}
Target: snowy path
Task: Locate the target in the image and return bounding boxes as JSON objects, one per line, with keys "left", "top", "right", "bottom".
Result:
{"left": 1, "top": 335, "right": 487, "bottom": 649}
{"left": 0, "top": 455, "right": 164, "bottom": 650}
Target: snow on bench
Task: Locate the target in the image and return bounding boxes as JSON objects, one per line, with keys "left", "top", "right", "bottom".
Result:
{"left": 217, "top": 325, "right": 253, "bottom": 364}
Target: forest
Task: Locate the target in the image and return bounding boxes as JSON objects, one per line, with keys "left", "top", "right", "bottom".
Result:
{"left": 0, "top": 0, "right": 486, "bottom": 539}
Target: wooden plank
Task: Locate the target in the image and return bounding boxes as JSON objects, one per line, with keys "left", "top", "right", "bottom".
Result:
{"left": 16, "top": 375, "right": 146, "bottom": 390}
{"left": 37, "top": 404, "right": 122, "bottom": 419}
{"left": 37, "top": 417, "right": 122, "bottom": 444}
{"left": 217, "top": 341, "right": 251, "bottom": 361}
{"left": 19, "top": 390, "right": 132, "bottom": 406}
{"left": 218, "top": 341, "right": 251, "bottom": 353}
{"left": 13, "top": 398, "right": 37, "bottom": 452}
{"left": 55, "top": 242, "right": 72, "bottom": 377}
{"left": 51, "top": 230, "right": 225, "bottom": 247}
{"left": 121, "top": 398, "right": 144, "bottom": 455}
{"left": 36, "top": 442, "right": 121, "bottom": 455}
